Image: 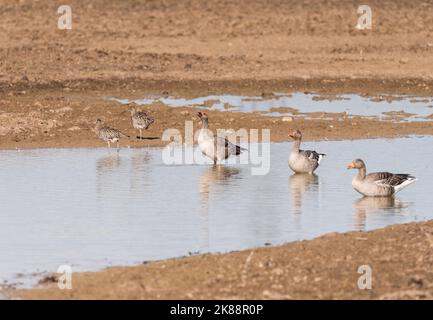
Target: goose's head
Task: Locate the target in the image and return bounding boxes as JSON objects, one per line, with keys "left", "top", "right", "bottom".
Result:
{"left": 347, "top": 159, "right": 366, "bottom": 170}
{"left": 288, "top": 130, "right": 302, "bottom": 141}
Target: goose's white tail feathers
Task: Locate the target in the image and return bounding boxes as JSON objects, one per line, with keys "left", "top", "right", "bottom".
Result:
{"left": 318, "top": 154, "right": 325, "bottom": 164}
{"left": 394, "top": 177, "right": 417, "bottom": 193}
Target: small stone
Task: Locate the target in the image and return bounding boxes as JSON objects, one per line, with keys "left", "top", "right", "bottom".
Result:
{"left": 282, "top": 116, "right": 294, "bottom": 122}
{"left": 54, "top": 107, "right": 73, "bottom": 114}
{"left": 272, "top": 268, "right": 284, "bottom": 276}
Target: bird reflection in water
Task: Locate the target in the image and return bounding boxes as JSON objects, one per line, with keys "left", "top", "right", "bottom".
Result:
{"left": 96, "top": 154, "right": 121, "bottom": 172}
{"left": 199, "top": 165, "right": 241, "bottom": 248}
{"left": 96, "top": 154, "right": 121, "bottom": 196}
{"left": 353, "top": 197, "right": 410, "bottom": 231}
{"left": 129, "top": 151, "right": 152, "bottom": 192}
{"left": 288, "top": 173, "right": 319, "bottom": 215}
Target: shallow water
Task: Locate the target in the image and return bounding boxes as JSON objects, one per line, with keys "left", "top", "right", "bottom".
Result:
{"left": 1, "top": 137, "right": 432, "bottom": 286}
{"left": 109, "top": 93, "right": 433, "bottom": 122}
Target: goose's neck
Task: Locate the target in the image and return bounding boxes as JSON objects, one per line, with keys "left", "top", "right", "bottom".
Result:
{"left": 202, "top": 119, "right": 209, "bottom": 129}
{"left": 357, "top": 167, "right": 366, "bottom": 180}
{"left": 292, "top": 139, "right": 301, "bottom": 152}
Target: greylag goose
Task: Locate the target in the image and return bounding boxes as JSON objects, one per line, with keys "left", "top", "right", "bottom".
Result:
{"left": 94, "top": 119, "right": 129, "bottom": 150}
{"left": 288, "top": 130, "right": 325, "bottom": 174}
{"left": 130, "top": 108, "right": 154, "bottom": 139}
{"left": 347, "top": 159, "right": 417, "bottom": 197}
{"left": 197, "top": 112, "right": 246, "bottom": 165}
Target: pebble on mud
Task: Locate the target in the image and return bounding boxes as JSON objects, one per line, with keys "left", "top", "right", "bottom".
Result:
{"left": 282, "top": 116, "right": 294, "bottom": 122}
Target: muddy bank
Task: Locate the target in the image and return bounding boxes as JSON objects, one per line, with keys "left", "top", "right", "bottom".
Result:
{"left": 1, "top": 88, "right": 433, "bottom": 150}
{"left": 8, "top": 220, "right": 433, "bottom": 300}
{"left": 1, "top": 0, "right": 433, "bottom": 148}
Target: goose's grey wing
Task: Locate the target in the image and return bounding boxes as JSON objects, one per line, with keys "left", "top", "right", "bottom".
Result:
{"left": 216, "top": 137, "right": 246, "bottom": 156}
{"left": 369, "top": 172, "right": 415, "bottom": 187}
{"left": 299, "top": 150, "right": 326, "bottom": 164}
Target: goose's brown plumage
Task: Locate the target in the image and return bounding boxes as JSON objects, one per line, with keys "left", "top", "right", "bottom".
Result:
{"left": 196, "top": 112, "right": 246, "bottom": 165}
{"left": 347, "top": 159, "right": 416, "bottom": 197}
{"left": 288, "top": 130, "right": 325, "bottom": 174}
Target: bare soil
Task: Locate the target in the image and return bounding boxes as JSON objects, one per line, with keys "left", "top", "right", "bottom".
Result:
{"left": 1, "top": 0, "right": 433, "bottom": 85}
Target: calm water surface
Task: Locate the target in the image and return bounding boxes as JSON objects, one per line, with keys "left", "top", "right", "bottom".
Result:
{"left": 0, "top": 137, "right": 432, "bottom": 286}
{"left": 109, "top": 93, "right": 433, "bottom": 121}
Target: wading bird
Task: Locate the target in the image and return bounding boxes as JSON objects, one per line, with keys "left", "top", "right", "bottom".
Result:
{"left": 288, "top": 130, "right": 325, "bottom": 174}
{"left": 130, "top": 107, "right": 154, "bottom": 139}
{"left": 94, "top": 119, "right": 129, "bottom": 150}
{"left": 196, "top": 112, "right": 246, "bottom": 165}
{"left": 347, "top": 158, "right": 417, "bottom": 197}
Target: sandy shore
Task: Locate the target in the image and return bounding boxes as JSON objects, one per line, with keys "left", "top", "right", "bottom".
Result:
{"left": 1, "top": 86, "right": 433, "bottom": 150}
{"left": 1, "top": 0, "right": 433, "bottom": 299}
{"left": 5, "top": 220, "right": 432, "bottom": 300}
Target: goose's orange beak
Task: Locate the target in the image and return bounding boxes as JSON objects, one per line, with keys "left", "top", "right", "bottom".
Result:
{"left": 347, "top": 162, "right": 355, "bottom": 169}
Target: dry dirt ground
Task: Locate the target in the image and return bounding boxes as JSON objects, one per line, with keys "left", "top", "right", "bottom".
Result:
{"left": 1, "top": 0, "right": 433, "bottom": 84}
{"left": 1, "top": 0, "right": 433, "bottom": 299}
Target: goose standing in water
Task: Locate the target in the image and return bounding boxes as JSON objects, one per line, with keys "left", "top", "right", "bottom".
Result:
{"left": 196, "top": 112, "right": 246, "bottom": 165}
{"left": 130, "top": 108, "right": 154, "bottom": 139}
{"left": 347, "top": 159, "right": 417, "bottom": 197}
{"left": 94, "top": 119, "right": 129, "bottom": 150}
{"left": 288, "top": 130, "right": 325, "bottom": 174}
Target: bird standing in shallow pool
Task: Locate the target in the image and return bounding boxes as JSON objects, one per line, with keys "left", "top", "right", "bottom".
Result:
{"left": 197, "top": 112, "right": 246, "bottom": 165}
{"left": 94, "top": 119, "right": 129, "bottom": 150}
{"left": 288, "top": 130, "right": 325, "bottom": 174}
{"left": 130, "top": 108, "right": 154, "bottom": 139}
{"left": 347, "top": 158, "right": 417, "bottom": 197}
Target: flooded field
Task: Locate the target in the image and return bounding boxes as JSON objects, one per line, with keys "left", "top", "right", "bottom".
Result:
{"left": 0, "top": 136, "right": 432, "bottom": 287}
{"left": 110, "top": 93, "right": 433, "bottom": 122}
